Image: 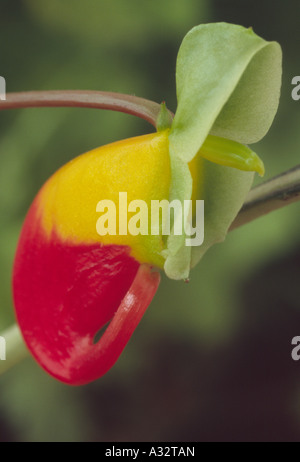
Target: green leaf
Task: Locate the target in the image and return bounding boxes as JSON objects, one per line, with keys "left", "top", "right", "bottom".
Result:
{"left": 163, "top": 23, "right": 282, "bottom": 280}
{"left": 189, "top": 160, "right": 255, "bottom": 270}
{"left": 163, "top": 157, "right": 254, "bottom": 280}
{"left": 162, "top": 155, "right": 192, "bottom": 280}
{"left": 169, "top": 22, "right": 282, "bottom": 163}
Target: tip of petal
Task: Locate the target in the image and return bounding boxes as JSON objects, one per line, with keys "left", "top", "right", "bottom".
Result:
{"left": 62, "top": 264, "right": 161, "bottom": 385}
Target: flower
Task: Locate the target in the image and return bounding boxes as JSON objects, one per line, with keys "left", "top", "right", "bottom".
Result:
{"left": 13, "top": 132, "right": 168, "bottom": 385}
{"left": 12, "top": 23, "right": 282, "bottom": 385}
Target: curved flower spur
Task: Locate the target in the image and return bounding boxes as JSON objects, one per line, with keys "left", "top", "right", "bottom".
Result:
{"left": 12, "top": 23, "right": 282, "bottom": 385}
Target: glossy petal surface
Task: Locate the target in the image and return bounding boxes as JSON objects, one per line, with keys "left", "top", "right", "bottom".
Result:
{"left": 13, "top": 198, "right": 160, "bottom": 384}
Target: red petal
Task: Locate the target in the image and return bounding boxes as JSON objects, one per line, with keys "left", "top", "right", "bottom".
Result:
{"left": 67, "top": 264, "right": 160, "bottom": 385}
{"left": 13, "top": 203, "right": 160, "bottom": 385}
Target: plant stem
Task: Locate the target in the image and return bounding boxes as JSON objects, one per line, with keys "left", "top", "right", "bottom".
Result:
{"left": 0, "top": 324, "right": 28, "bottom": 375}
{"left": 0, "top": 90, "right": 174, "bottom": 129}
{"left": 231, "top": 165, "right": 300, "bottom": 230}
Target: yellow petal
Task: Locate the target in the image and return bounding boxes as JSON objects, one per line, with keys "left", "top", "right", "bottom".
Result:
{"left": 38, "top": 130, "right": 171, "bottom": 268}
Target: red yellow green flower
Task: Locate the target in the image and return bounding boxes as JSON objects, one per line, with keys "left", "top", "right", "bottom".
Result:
{"left": 12, "top": 23, "right": 282, "bottom": 385}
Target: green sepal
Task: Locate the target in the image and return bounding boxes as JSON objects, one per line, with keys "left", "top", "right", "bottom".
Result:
{"left": 163, "top": 23, "right": 282, "bottom": 280}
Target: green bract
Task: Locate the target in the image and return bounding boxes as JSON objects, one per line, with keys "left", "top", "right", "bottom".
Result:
{"left": 163, "top": 22, "right": 282, "bottom": 280}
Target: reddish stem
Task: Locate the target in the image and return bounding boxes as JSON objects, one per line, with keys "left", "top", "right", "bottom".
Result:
{"left": 0, "top": 90, "right": 174, "bottom": 129}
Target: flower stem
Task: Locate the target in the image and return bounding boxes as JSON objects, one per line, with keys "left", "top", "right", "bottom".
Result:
{"left": 0, "top": 324, "right": 28, "bottom": 375}
{"left": 0, "top": 90, "right": 174, "bottom": 129}
{"left": 231, "top": 165, "right": 300, "bottom": 230}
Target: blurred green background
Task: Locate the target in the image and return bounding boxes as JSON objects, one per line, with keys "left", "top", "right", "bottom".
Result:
{"left": 0, "top": 0, "right": 300, "bottom": 442}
